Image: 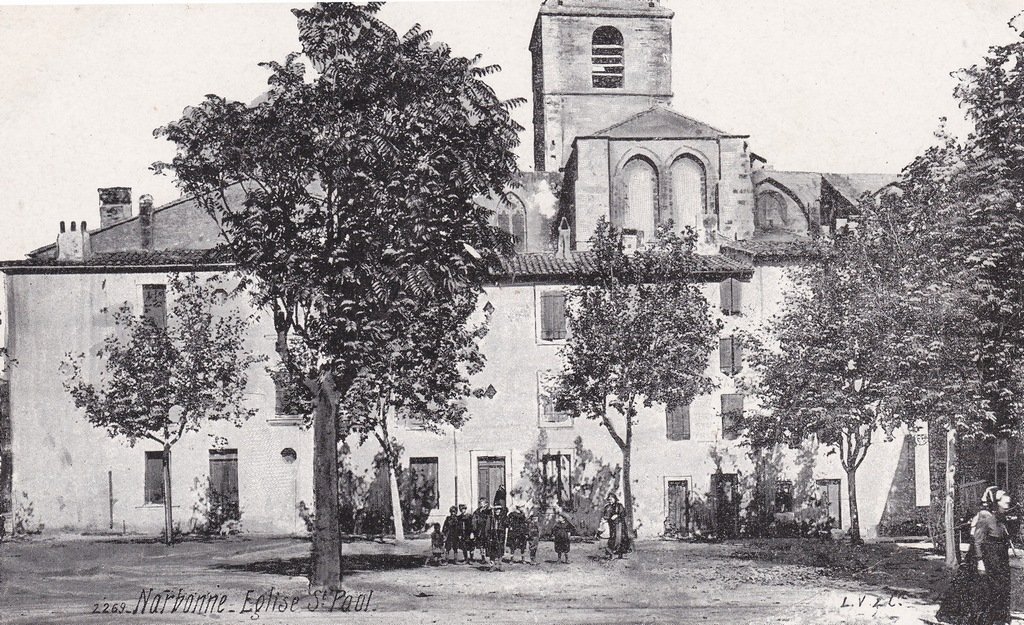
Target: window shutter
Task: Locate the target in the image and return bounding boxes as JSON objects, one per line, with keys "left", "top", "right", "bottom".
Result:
{"left": 720, "top": 337, "right": 742, "bottom": 375}
{"left": 731, "top": 279, "right": 742, "bottom": 313}
{"left": 667, "top": 404, "right": 691, "bottom": 441}
{"left": 142, "top": 284, "right": 167, "bottom": 329}
{"left": 540, "top": 292, "right": 567, "bottom": 341}
{"left": 720, "top": 279, "right": 733, "bottom": 314}
{"left": 721, "top": 394, "right": 743, "bottom": 440}
{"left": 145, "top": 451, "right": 165, "bottom": 504}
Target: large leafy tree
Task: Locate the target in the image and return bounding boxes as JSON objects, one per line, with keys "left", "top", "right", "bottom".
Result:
{"left": 741, "top": 233, "right": 907, "bottom": 544}
{"left": 556, "top": 220, "right": 721, "bottom": 534}
{"left": 62, "top": 273, "right": 262, "bottom": 544}
{"left": 341, "top": 292, "right": 489, "bottom": 541}
{"left": 153, "top": 2, "right": 520, "bottom": 586}
{"left": 849, "top": 20, "right": 1024, "bottom": 565}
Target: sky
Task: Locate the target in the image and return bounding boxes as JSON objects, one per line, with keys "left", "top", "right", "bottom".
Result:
{"left": 0, "top": 0, "right": 1021, "bottom": 257}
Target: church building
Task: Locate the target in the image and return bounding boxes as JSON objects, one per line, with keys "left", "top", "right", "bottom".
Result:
{"left": 0, "top": 0, "right": 930, "bottom": 540}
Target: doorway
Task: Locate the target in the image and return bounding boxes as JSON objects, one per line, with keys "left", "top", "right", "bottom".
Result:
{"left": 666, "top": 479, "right": 689, "bottom": 536}
{"left": 477, "top": 456, "right": 506, "bottom": 506}
{"left": 816, "top": 479, "right": 842, "bottom": 527}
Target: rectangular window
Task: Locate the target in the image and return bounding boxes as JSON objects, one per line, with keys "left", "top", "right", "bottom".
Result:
{"left": 721, "top": 394, "right": 743, "bottom": 440}
{"left": 774, "top": 480, "right": 794, "bottom": 513}
{"left": 541, "top": 453, "right": 572, "bottom": 508}
{"left": 720, "top": 278, "right": 742, "bottom": 315}
{"left": 538, "top": 371, "right": 570, "bottom": 426}
{"left": 209, "top": 449, "right": 239, "bottom": 508}
{"left": 144, "top": 451, "right": 165, "bottom": 504}
{"left": 409, "top": 457, "right": 440, "bottom": 510}
{"left": 539, "top": 291, "right": 567, "bottom": 341}
{"left": 142, "top": 284, "right": 167, "bottom": 329}
{"left": 666, "top": 403, "right": 691, "bottom": 441}
{"left": 720, "top": 336, "right": 742, "bottom": 375}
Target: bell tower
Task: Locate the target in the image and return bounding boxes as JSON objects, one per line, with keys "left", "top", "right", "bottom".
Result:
{"left": 530, "top": 0, "right": 674, "bottom": 171}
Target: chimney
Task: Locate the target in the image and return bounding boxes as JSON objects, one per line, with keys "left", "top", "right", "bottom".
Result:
{"left": 139, "top": 194, "right": 154, "bottom": 249}
{"left": 56, "top": 220, "right": 91, "bottom": 261}
{"left": 556, "top": 217, "right": 571, "bottom": 259}
{"left": 98, "top": 187, "right": 132, "bottom": 229}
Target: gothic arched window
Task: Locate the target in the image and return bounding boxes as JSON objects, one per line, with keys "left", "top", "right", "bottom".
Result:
{"left": 495, "top": 194, "right": 527, "bottom": 253}
{"left": 622, "top": 158, "right": 657, "bottom": 240}
{"left": 755, "top": 191, "right": 788, "bottom": 232}
{"left": 592, "top": 27, "right": 624, "bottom": 89}
{"left": 670, "top": 156, "right": 706, "bottom": 233}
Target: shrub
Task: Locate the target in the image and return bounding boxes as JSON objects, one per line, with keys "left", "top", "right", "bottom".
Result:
{"left": 188, "top": 477, "right": 242, "bottom": 535}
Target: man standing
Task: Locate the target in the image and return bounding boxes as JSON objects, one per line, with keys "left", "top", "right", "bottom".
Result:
{"left": 457, "top": 503, "right": 474, "bottom": 563}
{"left": 507, "top": 503, "right": 528, "bottom": 564}
{"left": 472, "top": 498, "right": 491, "bottom": 565}
{"left": 442, "top": 506, "right": 461, "bottom": 564}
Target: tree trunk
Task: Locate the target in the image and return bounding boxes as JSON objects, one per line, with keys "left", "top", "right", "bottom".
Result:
{"left": 162, "top": 444, "right": 174, "bottom": 546}
{"left": 945, "top": 425, "right": 959, "bottom": 570}
{"left": 311, "top": 371, "right": 342, "bottom": 589}
{"left": 845, "top": 465, "right": 862, "bottom": 544}
{"left": 388, "top": 463, "right": 405, "bottom": 542}
{"left": 621, "top": 444, "right": 634, "bottom": 538}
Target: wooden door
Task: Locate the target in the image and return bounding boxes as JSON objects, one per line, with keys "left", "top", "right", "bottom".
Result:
{"left": 666, "top": 480, "right": 689, "bottom": 536}
{"left": 477, "top": 456, "right": 506, "bottom": 506}
{"left": 817, "top": 479, "right": 841, "bottom": 526}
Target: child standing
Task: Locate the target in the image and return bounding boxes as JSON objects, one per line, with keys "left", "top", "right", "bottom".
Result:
{"left": 429, "top": 523, "right": 445, "bottom": 565}
{"left": 442, "top": 506, "right": 461, "bottom": 564}
{"left": 552, "top": 514, "right": 575, "bottom": 563}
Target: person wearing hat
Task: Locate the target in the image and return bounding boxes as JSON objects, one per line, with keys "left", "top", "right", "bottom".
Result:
{"left": 972, "top": 487, "right": 1012, "bottom": 625}
{"left": 507, "top": 503, "right": 529, "bottom": 564}
{"left": 457, "top": 503, "right": 474, "bottom": 563}
{"left": 602, "top": 492, "right": 631, "bottom": 559}
{"left": 487, "top": 503, "right": 508, "bottom": 570}
{"left": 472, "top": 497, "right": 492, "bottom": 565}
{"left": 442, "top": 505, "right": 461, "bottom": 564}
{"left": 937, "top": 486, "right": 1013, "bottom": 625}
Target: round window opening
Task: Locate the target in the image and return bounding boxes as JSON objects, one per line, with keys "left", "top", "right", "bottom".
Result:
{"left": 281, "top": 448, "right": 297, "bottom": 464}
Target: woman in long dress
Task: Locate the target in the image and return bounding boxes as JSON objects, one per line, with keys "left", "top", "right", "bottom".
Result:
{"left": 602, "top": 492, "right": 631, "bottom": 558}
{"left": 936, "top": 486, "right": 1013, "bottom": 625}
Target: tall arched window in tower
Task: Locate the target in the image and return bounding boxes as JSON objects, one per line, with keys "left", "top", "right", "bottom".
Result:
{"left": 592, "top": 27, "right": 624, "bottom": 89}
{"left": 623, "top": 158, "right": 657, "bottom": 239}
{"left": 670, "top": 155, "right": 706, "bottom": 233}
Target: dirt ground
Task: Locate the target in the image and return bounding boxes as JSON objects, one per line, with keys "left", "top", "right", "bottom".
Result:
{"left": 1, "top": 535, "right": 1020, "bottom": 625}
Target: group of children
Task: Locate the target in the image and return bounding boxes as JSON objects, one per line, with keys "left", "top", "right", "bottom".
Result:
{"left": 429, "top": 490, "right": 576, "bottom": 568}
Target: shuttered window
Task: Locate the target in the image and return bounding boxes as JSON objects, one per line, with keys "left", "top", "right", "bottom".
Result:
{"left": 720, "top": 278, "right": 742, "bottom": 315}
{"left": 144, "top": 451, "right": 165, "bottom": 504}
{"left": 540, "top": 291, "right": 567, "bottom": 341}
{"left": 721, "top": 394, "right": 743, "bottom": 440}
{"left": 142, "top": 284, "right": 167, "bottom": 329}
{"left": 666, "top": 403, "right": 691, "bottom": 441}
{"left": 720, "top": 336, "right": 743, "bottom": 375}
{"left": 409, "top": 457, "right": 439, "bottom": 510}
{"left": 541, "top": 453, "right": 572, "bottom": 507}
{"left": 538, "top": 370, "right": 570, "bottom": 425}
{"left": 209, "top": 449, "right": 239, "bottom": 507}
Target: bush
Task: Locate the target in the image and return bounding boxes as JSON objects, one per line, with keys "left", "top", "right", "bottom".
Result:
{"left": 188, "top": 477, "right": 242, "bottom": 535}
{"left": 11, "top": 491, "right": 44, "bottom": 536}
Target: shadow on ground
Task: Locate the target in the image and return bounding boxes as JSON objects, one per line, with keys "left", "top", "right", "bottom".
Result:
{"left": 213, "top": 553, "right": 426, "bottom": 578}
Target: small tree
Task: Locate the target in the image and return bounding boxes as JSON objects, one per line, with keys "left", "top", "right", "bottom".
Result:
{"left": 742, "top": 232, "right": 909, "bottom": 544}
{"left": 556, "top": 220, "right": 721, "bottom": 534}
{"left": 62, "top": 274, "right": 263, "bottom": 544}
{"left": 342, "top": 292, "right": 488, "bottom": 540}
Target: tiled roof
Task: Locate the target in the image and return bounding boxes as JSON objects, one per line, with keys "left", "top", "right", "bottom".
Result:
{"left": 719, "top": 238, "right": 825, "bottom": 262}
{"left": 0, "top": 249, "right": 231, "bottom": 273}
{"left": 1, "top": 248, "right": 753, "bottom": 282}
{"left": 495, "top": 251, "right": 752, "bottom": 282}
{"left": 822, "top": 173, "right": 899, "bottom": 205}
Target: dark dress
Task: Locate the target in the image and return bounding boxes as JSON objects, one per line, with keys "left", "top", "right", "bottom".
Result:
{"left": 552, "top": 520, "right": 574, "bottom": 554}
{"left": 459, "top": 512, "right": 475, "bottom": 553}
{"left": 472, "top": 507, "right": 490, "bottom": 554}
{"left": 507, "top": 510, "right": 528, "bottom": 552}
{"left": 603, "top": 502, "right": 631, "bottom": 555}
{"left": 936, "top": 511, "right": 1011, "bottom": 625}
{"left": 442, "top": 514, "right": 460, "bottom": 552}
{"left": 486, "top": 509, "right": 507, "bottom": 560}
